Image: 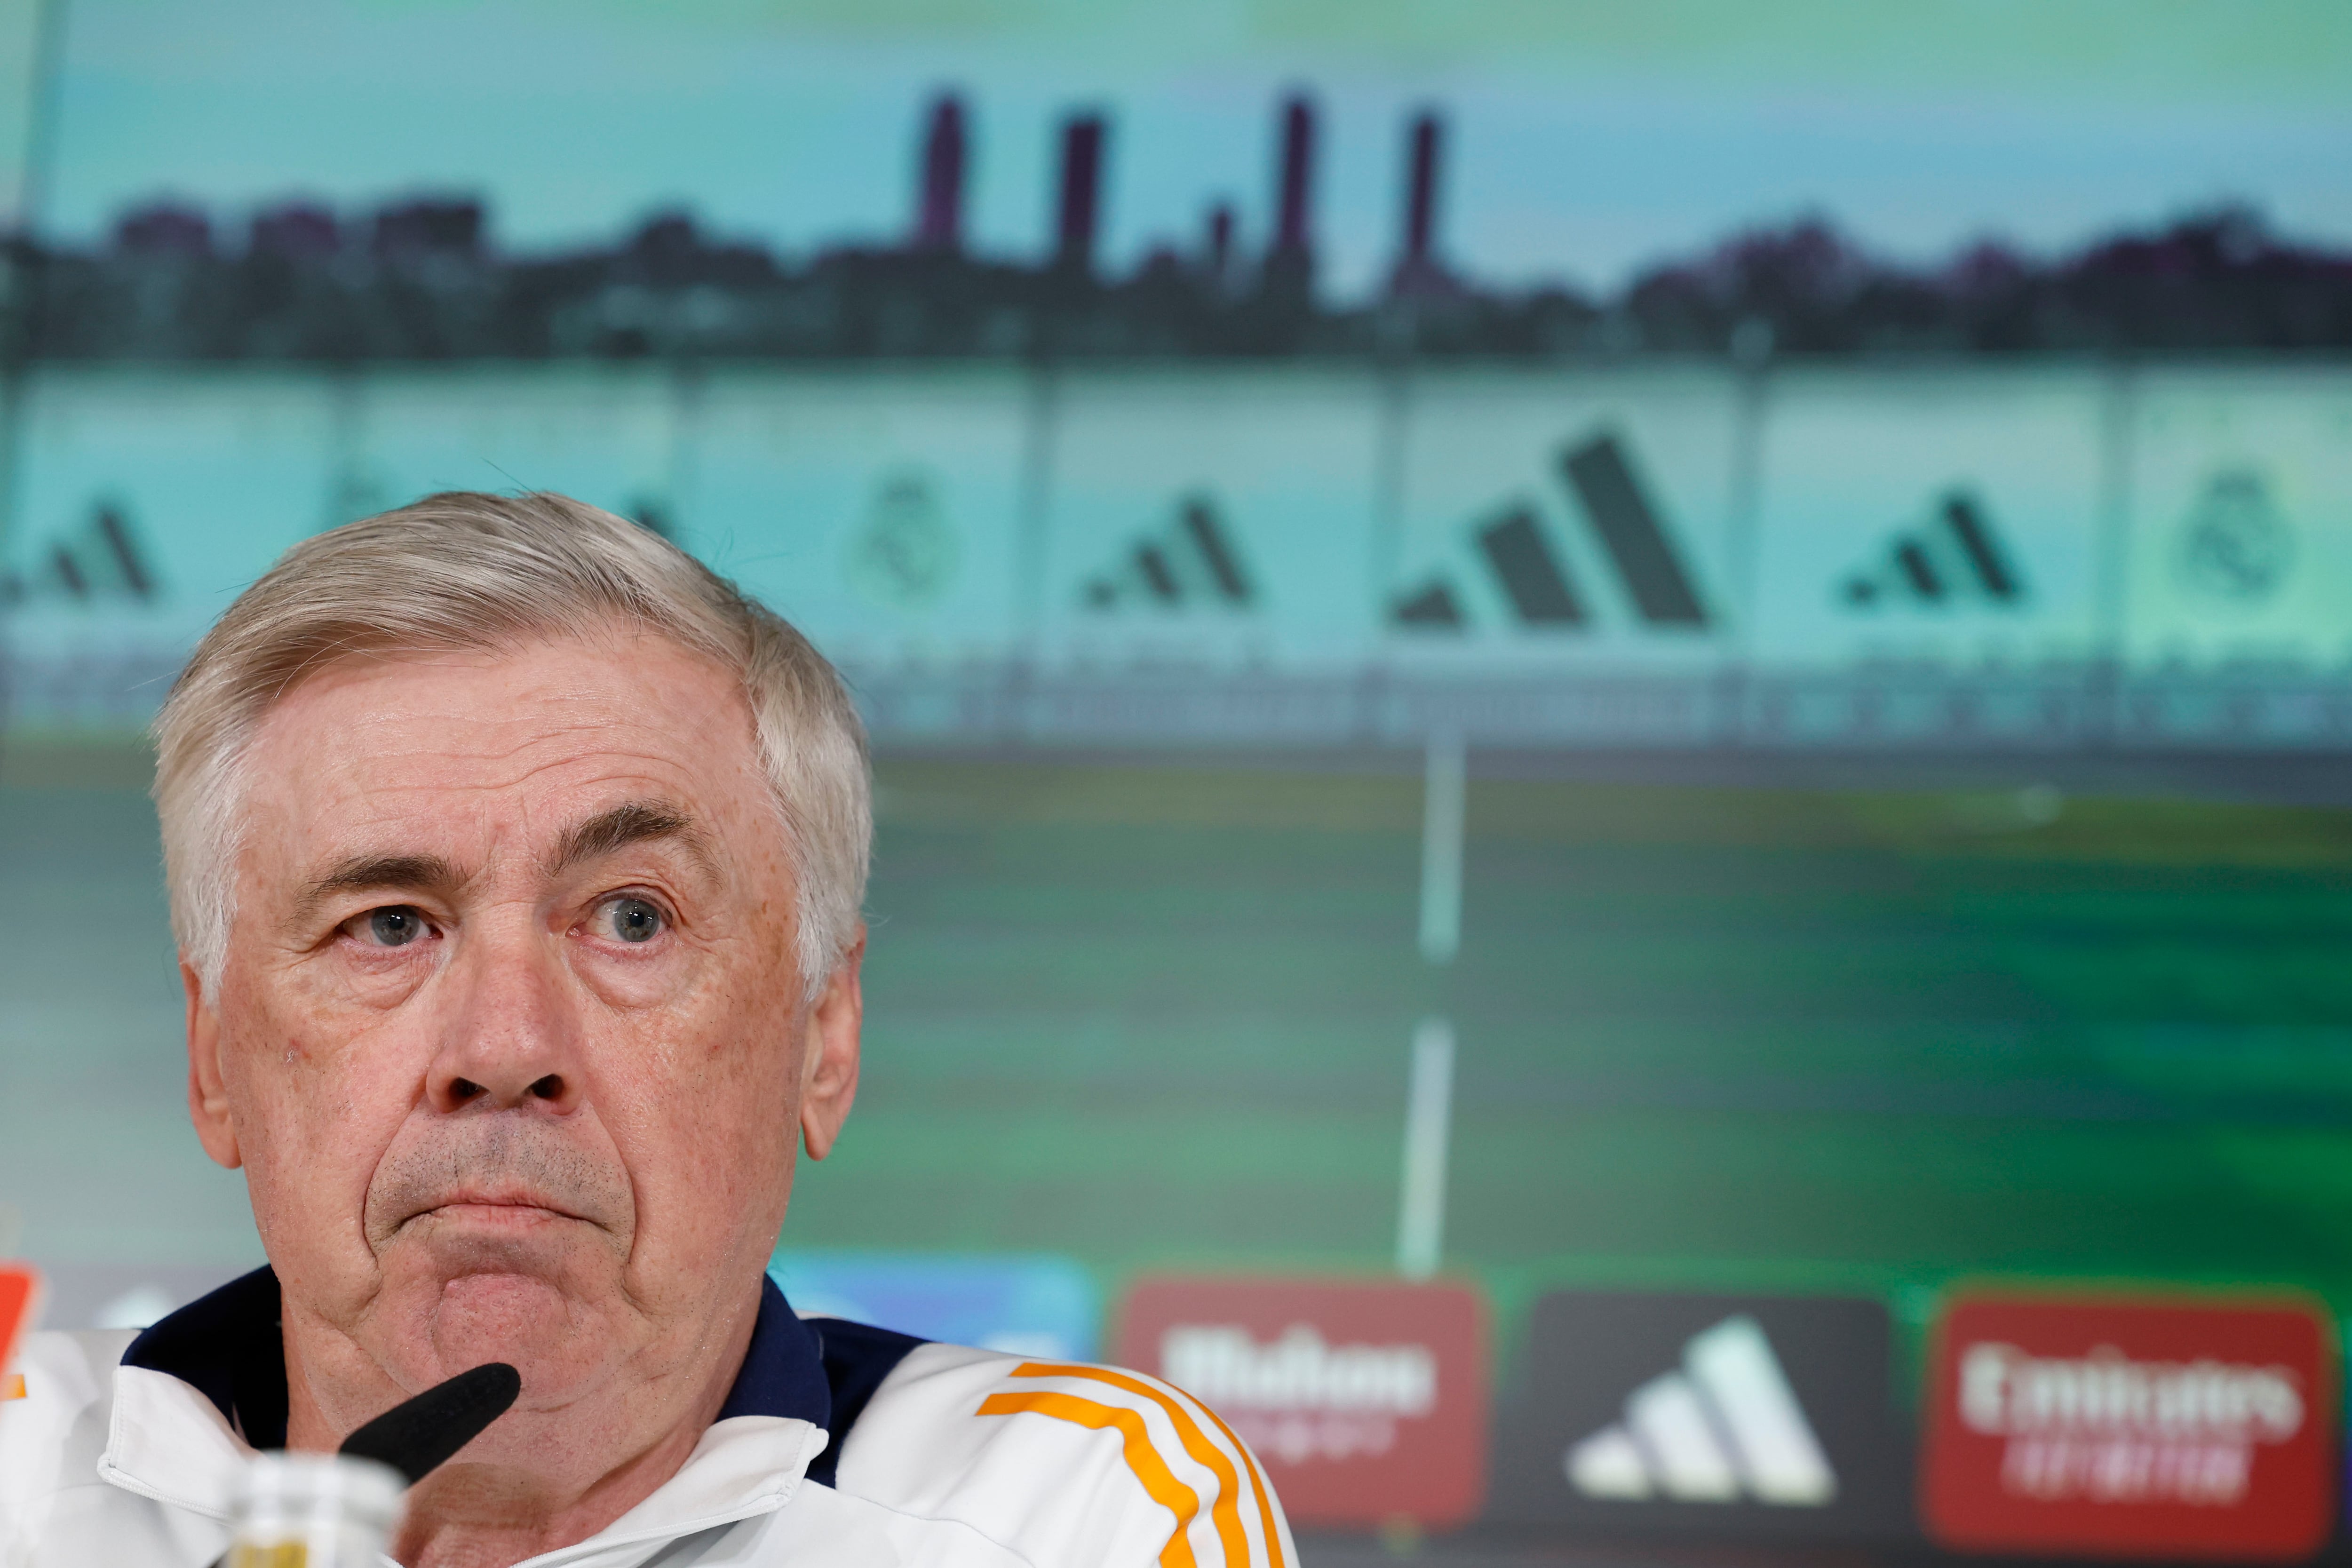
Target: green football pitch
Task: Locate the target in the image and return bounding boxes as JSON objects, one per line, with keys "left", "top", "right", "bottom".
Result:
{"left": 818, "top": 757, "right": 2352, "bottom": 1374}
{"left": 8, "top": 740, "right": 2352, "bottom": 1382}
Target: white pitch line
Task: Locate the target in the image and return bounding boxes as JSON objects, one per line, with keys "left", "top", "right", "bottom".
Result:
{"left": 1418, "top": 730, "right": 1465, "bottom": 965}
{"left": 1396, "top": 1015, "right": 1455, "bottom": 1281}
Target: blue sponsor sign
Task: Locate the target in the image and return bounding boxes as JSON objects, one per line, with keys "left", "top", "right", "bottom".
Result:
{"left": 769, "top": 1251, "right": 1100, "bottom": 1361}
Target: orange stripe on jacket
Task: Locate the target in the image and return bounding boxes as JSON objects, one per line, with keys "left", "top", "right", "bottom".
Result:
{"left": 1010, "top": 1362, "right": 1270, "bottom": 1568}
{"left": 1192, "top": 1394, "right": 1287, "bottom": 1568}
{"left": 976, "top": 1390, "right": 1202, "bottom": 1568}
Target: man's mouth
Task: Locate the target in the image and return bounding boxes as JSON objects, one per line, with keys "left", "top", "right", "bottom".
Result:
{"left": 363, "top": 1133, "right": 633, "bottom": 1256}
{"left": 410, "top": 1189, "right": 594, "bottom": 1228}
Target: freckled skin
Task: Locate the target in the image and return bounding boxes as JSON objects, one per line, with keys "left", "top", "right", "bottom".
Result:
{"left": 182, "top": 632, "right": 864, "bottom": 1568}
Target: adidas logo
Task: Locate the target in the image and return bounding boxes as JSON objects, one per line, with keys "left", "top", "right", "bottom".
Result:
{"left": 0, "top": 502, "right": 162, "bottom": 606}
{"left": 1391, "top": 431, "right": 1711, "bottom": 633}
{"left": 1083, "top": 493, "right": 1255, "bottom": 612}
{"left": 1564, "top": 1315, "right": 1836, "bottom": 1507}
{"left": 1839, "top": 488, "right": 2025, "bottom": 610}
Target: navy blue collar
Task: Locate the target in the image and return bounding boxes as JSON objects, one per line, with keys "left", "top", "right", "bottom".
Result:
{"left": 124, "top": 1266, "right": 832, "bottom": 1449}
{"left": 715, "top": 1273, "right": 833, "bottom": 1426}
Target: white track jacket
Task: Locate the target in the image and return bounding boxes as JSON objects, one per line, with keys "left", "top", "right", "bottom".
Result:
{"left": 0, "top": 1269, "right": 1294, "bottom": 1568}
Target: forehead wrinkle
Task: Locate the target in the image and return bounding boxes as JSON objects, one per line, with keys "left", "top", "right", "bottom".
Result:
{"left": 319, "top": 720, "right": 687, "bottom": 789}
{"left": 246, "top": 645, "right": 766, "bottom": 917}
{"left": 283, "top": 700, "right": 719, "bottom": 816}
{"left": 257, "top": 644, "right": 744, "bottom": 785}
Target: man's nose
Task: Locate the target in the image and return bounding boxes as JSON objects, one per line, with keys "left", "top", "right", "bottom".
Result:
{"left": 425, "top": 918, "right": 588, "bottom": 1116}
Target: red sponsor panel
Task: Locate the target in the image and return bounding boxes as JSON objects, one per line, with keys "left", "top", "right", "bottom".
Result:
{"left": 0, "top": 1265, "right": 41, "bottom": 1395}
{"left": 1922, "top": 1289, "right": 2336, "bottom": 1561}
{"left": 1118, "top": 1276, "right": 1486, "bottom": 1529}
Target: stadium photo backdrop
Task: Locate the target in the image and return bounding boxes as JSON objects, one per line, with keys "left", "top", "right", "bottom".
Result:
{"left": 7, "top": 3, "right": 2352, "bottom": 1559}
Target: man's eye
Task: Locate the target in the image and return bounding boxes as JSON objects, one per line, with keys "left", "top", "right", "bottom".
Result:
{"left": 359, "top": 906, "right": 428, "bottom": 947}
{"left": 595, "top": 897, "right": 666, "bottom": 945}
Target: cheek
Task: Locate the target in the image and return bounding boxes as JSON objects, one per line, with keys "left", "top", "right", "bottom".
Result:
{"left": 602, "top": 986, "right": 801, "bottom": 1216}
{"left": 639, "top": 983, "right": 801, "bottom": 1131}
{"left": 222, "top": 984, "right": 415, "bottom": 1186}
{"left": 670, "top": 927, "right": 801, "bottom": 1073}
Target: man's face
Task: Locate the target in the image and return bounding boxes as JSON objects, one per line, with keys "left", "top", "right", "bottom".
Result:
{"left": 184, "top": 631, "right": 859, "bottom": 1436}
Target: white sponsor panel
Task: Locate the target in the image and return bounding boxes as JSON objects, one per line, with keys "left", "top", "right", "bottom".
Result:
{"left": 1389, "top": 366, "right": 1739, "bottom": 674}
{"left": 1041, "top": 366, "right": 1382, "bottom": 674}
{"left": 11, "top": 367, "right": 339, "bottom": 626}
{"left": 1957, "top": 1339, "right": 2305, "bottom": 1507}
{"left": 2123, "top": 366, "right": 2352, "bottom": 673}
{"left": 1749, "top": 366, "right": 2106, "bottom": 670}
{"left": 9, "top": 360, "right": 2352, "bottom": 746}
{"left": 337, "top": 366, "right": 677, "bottom": 535}
{"left": 683, "top": 366, "right": 1029, "bottom": 672}
{"left": 1160, "top": 1321, "right": 1437, "bottom": 1465}
{"left": 6, "top": 368, "right": 339, "bottom": 722}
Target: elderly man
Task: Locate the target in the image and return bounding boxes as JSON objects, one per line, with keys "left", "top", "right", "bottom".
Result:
{"left": 0, "top": 493, "right": 1289, "bottom": 1567}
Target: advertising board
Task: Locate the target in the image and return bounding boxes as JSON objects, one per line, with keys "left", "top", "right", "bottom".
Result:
{"left": 1488, "top": 1291, "right": 1913, "bottom": 1541}
{"left": 685, "top": 367, "right": 1032, "bottom": 676}
{"left": 1921, "top": 1288, "right": 2336, "bottom": 1561}
{"left": 1389, "top": 366, "right": 1738, "bottom": 678}
{"left": 1117, "top": 1275, "right": 1487, "bottom": 1529}
{"left": 11, "top": 361, "right": 2352, "bottom": 745}
{"left": 1042, "top": 367, "right": 1383, "bottom": 678}
{"left": 2123, "top": 369, "right": 2352, "bottom": 681}
{"left": 337, "top": 366, "right": 677, "bottom": 541}
{"left": 1749, "top": 367, "right": 2107, "bottom": 672}
{"left": 770, "top": 1252, "right": 1098, "bottom": 1361}
{"left": 0, "top": 1264, "right": 40, "bottom": 1402}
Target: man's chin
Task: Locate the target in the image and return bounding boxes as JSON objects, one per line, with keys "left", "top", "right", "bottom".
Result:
{"left": 424, "top": 1273, "right": 575, "bottom": 1368}
{"left": 372, "top": 1223, "right": 619, "bottom": 1393}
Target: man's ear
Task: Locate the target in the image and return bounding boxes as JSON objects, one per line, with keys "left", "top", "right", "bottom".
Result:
{"left": 798, "top": 927, "right": 864, "bottom": 1162}
{"left": 183, "top": 960, "right": 243, "bottom": 1170}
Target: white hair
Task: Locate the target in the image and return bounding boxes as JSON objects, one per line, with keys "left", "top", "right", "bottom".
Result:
{"left": 152, "top": 491, "right": 870, "bottom": 1001}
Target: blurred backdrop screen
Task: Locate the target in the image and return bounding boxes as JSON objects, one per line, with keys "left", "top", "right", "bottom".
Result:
{"left": 5, "top": 1, "right": 2352, "bottom": 1555}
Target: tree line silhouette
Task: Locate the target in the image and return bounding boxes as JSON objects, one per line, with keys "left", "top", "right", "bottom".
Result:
{"left": 4, "top": 199, "right": 2346, "bottom": 364}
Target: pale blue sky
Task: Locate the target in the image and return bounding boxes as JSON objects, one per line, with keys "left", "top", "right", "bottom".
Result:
{"left": 8, "top": 0, "right": 2352, "bottom": 295}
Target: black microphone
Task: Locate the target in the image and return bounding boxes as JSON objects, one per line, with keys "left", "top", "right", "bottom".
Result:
{"left": 208, "top": 1364, "right": 522, "bottom": 1567}
{"left": 339, "top": 1361, "right": 523, "bottom": 1483}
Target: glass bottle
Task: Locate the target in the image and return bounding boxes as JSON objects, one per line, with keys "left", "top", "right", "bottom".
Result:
{"left": 224, "top": 1451, "right": 405, "bottom": 1567}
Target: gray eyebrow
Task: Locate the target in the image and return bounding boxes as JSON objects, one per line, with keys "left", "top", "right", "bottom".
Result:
{"left": 290, "top": 801, "right": 711, "bottom": 927}
{"left": 544, "top": 799, "right": 715, "bottom": 880}
{"left": 293, "top": 853, "right": 467, "bottom": 924}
